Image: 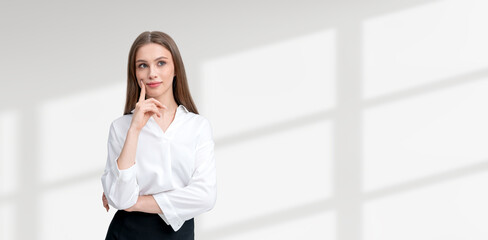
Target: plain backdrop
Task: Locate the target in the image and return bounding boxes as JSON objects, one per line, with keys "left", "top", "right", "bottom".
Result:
{"left": 1, "top": 0, "right": 488, "bottom": 239}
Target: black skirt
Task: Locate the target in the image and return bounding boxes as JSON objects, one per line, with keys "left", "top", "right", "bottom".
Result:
{"left": 105, "top": 210, "right": 194, "bottom": 240}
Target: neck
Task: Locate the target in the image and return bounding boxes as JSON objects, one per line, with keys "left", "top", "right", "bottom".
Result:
{"left": 154, "top": 91, "right": 178, "bottom": 113}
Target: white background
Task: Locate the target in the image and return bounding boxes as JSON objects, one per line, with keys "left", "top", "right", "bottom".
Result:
{"left": 1, "top": 0, "right": 488, "bottom": 239}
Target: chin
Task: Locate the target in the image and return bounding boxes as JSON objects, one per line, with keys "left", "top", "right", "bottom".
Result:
{"left": 148, "top": 89, "right": 166, "bottom": 98}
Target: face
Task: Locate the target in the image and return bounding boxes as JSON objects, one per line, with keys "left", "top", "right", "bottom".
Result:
{"left": 135, "top": 43, "right": 175, "bottom": 99}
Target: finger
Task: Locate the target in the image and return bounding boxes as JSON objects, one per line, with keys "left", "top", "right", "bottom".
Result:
{"left": 146, "top": 98, "right": 167, "bottom": 109}
{"left": 138, "top": 80, "right": 146, "bottom": 103}
{"left": 142, "top": 106, "right": 162, "bottom": 118}
{"left": 141, "top": 102, "right": 160, "bottom": 111}
{"left": 144, "top": 106, "right": 162, "bottom": 118}
{"left": 102, "top": 193, "right": 109, "bottom": 211}
{"left": 149, "top": 102, "right": 164, "bottom": 115}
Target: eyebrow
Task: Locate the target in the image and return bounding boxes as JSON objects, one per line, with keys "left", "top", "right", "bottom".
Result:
{"left": 135, "top": 56, "right": 168, "bottom": 63}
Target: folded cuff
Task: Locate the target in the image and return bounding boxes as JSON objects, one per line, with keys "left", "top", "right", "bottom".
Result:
{"left": 153, "top": 193, "right": 184, "bottom": 231}
{"left": 115, "top": 162, "right": 137, "bottom": 182}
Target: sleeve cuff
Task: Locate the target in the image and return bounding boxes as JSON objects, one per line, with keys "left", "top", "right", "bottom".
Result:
{"left": 115, "top": 162, "right": 137, "bottom": 182}
{"left": 153, "top": 193, "right": 184, "bottom": 231}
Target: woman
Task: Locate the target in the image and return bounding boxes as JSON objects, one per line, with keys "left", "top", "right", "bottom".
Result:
{"left": 100, "top": 31, "right": 217, "bottom": 240}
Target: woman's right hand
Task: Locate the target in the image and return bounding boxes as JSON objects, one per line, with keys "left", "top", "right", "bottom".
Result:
{"left": 130, "top": 80, "right": 167, "bottom": 131}
{"left": 102, "top": 192, "right": 109, "bottom": 212}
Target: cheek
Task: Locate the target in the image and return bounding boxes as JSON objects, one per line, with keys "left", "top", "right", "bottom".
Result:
{"left": 135, "top": 70, "right": 144, "bottom": 80}
{"left": 161, "top": 67, "right": 175, "bottom": 80}
{"left": 163, "top": 67, "right": 174, "bottom": 76}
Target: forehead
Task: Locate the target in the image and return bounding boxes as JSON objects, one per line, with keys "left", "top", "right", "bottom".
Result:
{"left": 135, "top": 43, "right": 172, "bottom": 60}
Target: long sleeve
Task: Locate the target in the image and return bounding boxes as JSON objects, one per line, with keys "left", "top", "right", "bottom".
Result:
{"left": 101, "top": 122, "right": 140, "bottom": 210}
{"left": 153, "top": 118, "right": 217, "bottom": 231}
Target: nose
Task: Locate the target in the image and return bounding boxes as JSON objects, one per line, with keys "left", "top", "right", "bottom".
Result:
{"left": 148, "top": 66, "right": 158, "bottom": 80}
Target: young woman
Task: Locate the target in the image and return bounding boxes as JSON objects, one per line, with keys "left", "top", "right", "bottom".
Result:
{"left": 100, "top": 31, "right": 217, "bottom": 240}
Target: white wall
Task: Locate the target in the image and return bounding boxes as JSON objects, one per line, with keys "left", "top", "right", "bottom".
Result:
{"left": 1, "top": 0, "right": 488, "bottom": 239}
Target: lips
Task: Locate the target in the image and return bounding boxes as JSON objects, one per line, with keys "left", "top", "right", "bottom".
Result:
{"left": 147, "top": 82, "right": 162, "bottom": 88}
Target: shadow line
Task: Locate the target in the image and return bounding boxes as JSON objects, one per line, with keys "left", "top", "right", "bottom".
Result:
{"left": 364, "top": 160, "right": 488, "bottom": 201}
{"left": 0, "top": 170, "right": 101, "bottom": 203}
{"left": 200, "top": 198, "right": 334, "bottom": 239}
{"left": 215, "top": 109, "right": 336, "bottom": 148}
{"left": 363, "top": 68, "right": 488, "bottom": 108}
{"left": 41, "top": 170, "right": 102, "bottom": 191}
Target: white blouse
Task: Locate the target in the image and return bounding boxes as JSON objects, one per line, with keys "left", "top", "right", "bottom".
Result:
{"left": 101, "top": 104, "right": 216, "bottom": 231}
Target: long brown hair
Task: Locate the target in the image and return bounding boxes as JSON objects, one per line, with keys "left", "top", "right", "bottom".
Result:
{"left": 123, "top": 31, "right": 199, "bottom": 115}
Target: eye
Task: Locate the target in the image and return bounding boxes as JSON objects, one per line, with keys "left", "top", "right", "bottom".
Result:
{"left": 157, "top": 61, "right": 166, "bottom": 66}
{"left": 137, "top": 63, "right": 148, "bottom": 69}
